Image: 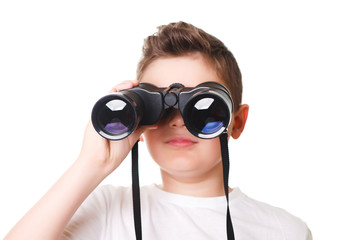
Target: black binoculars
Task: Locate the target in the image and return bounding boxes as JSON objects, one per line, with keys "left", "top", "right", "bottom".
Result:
{"left": 91, "top": 81, "right": 233, "bottom": 140}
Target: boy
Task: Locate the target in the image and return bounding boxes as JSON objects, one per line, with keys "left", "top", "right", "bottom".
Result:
{"left": 5, "top": 21, "right": 311, "bottom": 239}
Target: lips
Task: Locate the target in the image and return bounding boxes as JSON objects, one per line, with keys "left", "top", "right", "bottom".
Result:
{"left": 165, "top": 136, "right": 198, "bottom": 148}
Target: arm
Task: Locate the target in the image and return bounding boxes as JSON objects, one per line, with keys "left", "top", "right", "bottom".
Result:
{"left": 4, "top": 80, "right": 142, "bottom": 240}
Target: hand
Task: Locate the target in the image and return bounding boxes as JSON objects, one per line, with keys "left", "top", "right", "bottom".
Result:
{"left": 78, "top": 80, "right": 144, "bottom": 176}
{"left": 3, "top": 80, "right": 146, "bottom": 240}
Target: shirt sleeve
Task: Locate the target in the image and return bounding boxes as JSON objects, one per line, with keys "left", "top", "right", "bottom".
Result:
{"left": 273, "top": 207, "right": 312, "bottom": 240}
{"left": 60, "top": 186, "right": 109, "bottom": 240}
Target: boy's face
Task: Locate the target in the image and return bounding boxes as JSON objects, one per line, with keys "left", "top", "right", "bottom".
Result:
{"left": 141, "top": 53, "right": 246, "bottom": 183}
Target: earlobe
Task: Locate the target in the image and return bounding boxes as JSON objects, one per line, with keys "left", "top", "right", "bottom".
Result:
{"left": 230, "top": 104, "right": 249, "bottom": 139}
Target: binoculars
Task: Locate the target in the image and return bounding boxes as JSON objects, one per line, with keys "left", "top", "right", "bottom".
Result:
{"left": 91, "top": 81, "right": 233, "bottom": 140}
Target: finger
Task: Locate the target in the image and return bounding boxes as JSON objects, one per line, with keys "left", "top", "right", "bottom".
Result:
{"left": 109, "top": 80, "right": 140, "bottom": 93}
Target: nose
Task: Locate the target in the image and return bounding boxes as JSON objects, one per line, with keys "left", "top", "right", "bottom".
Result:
{"left": 168, "top": 110, "right": 185, "bottom": 128}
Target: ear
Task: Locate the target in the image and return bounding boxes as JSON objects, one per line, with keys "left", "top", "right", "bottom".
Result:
{"left": 230, "top": 104, "right": 249, "bottom": 139}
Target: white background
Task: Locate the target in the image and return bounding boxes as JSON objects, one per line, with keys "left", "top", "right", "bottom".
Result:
{"left": 1, "top": 0, "right": 359, "bottom": 239}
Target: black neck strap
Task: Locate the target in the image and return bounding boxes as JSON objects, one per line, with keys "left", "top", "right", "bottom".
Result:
{"left": 131, "top": 141, "right": 142, "bottom": 240}
{"left": 220, "top": 132, "right": 235, "bottom": 240}
{"left": 131, "top": 132, "right": 235, "bottom": 240}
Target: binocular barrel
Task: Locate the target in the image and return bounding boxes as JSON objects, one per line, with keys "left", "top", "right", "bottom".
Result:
{"left": 91, "top": 82, "right": 233, "bottom": 140}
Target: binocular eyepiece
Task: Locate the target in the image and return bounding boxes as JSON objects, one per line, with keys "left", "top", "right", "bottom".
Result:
{"left": 91, "top": 81, "right": 233, "bottom": 140}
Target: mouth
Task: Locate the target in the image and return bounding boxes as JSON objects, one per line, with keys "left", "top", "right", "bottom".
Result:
{"left": 165, "top": 136, "right": 198, "bottom": 148}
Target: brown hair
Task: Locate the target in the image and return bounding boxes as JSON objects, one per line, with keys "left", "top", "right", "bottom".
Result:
{"left": 136, "top": 21, "right": 243, "bottom": 110}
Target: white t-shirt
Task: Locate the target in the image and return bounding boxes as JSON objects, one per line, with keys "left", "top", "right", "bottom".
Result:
{"left": 62, "top": 184, "right": 312, "bottom": 240}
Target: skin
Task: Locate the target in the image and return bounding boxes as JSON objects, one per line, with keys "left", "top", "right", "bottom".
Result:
{"left": 140, "top": 53, "right": 249, "bottom": 197}
{"left": 4, "top": 52, "right": 249, "bottom": 239}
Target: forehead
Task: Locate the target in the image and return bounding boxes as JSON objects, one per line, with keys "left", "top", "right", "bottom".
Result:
{"left": 140, "top": 53, "right": 223, "bottom": 88}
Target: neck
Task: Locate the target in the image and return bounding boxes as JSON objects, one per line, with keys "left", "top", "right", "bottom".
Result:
{"left": 159, "top": 161, "right": 230, "bottom": 197}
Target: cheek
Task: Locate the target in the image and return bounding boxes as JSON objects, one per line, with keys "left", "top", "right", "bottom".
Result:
{"left": 226, "top": 115, "right": 236, "bottom": 138}
{"left": 143, "top": 130, "right": 162, "bottom": 158}
{"left": 200, "top": 139, "right": 222, "bottom": 162}
{"left": 200, "top": 138, "right": 220, "bottom": 151}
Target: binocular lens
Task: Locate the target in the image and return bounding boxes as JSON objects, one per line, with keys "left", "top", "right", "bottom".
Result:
{"left": 92, "top": 82, "right": 232, "bottom": 140}
{"left": 93, "top": 97, "right": 137, "bottom": 139}
{"left": 186, "top": 96, "right": 229, "bottom": 138}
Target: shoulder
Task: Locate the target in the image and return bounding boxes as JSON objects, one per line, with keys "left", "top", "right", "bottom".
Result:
{"left": 88, "top": 184, "right": 158, "bottom": 207}
{"left": 94, "top": 184, "right": 131, "bottom": 198}
{"left": 75, "top": 184, "right": 134, "bottom": 215}
{"left": 87, "top": 184, "right": 131, "bottom": 203}
{"left": 231, "top": 188, "right": 312, "bottom": 240}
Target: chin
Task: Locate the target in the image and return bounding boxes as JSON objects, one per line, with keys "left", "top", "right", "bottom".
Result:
{"left": 157, "top": 155, "right": 203, "bottom": 172}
